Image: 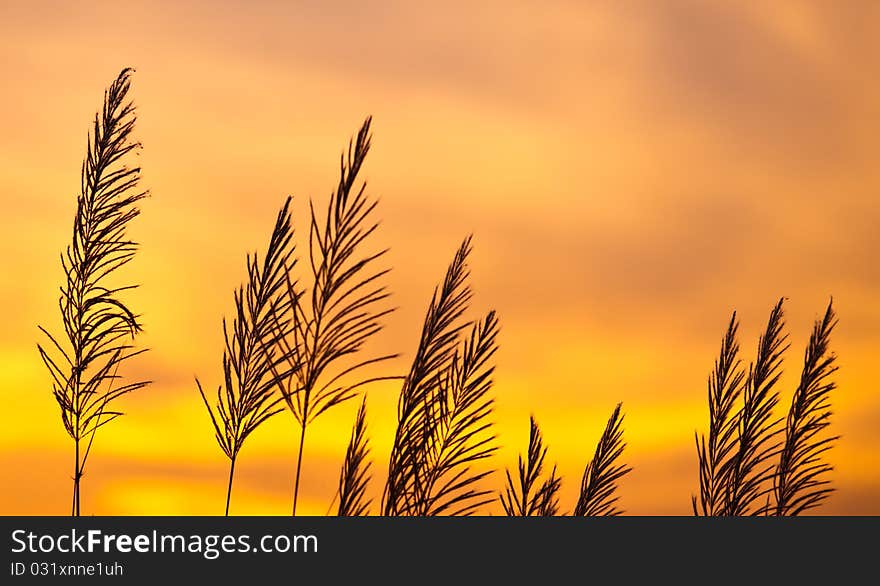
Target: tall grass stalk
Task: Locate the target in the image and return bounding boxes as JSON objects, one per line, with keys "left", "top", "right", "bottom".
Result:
{"left": 574, "top": 403, "right": 631, "bottom": 516}
{"left": 774, "top": 301, "right": 838, "bottom": 515}
{"left": 38, "top": 68, "right": 149, "bottom": 516}
{"left": 198, "top": 197, "right": 298, "bottom": 515}
{"left": 272, "top": 117, "right": 396, "bottom": 515}
{"left": 500, "top": 416, "right": 561, "bottom": 516}
{"left": 695, "top": 299, "right": 840, "bottom": 516}
{"left": 336, "top": 398, "right": 372, "bottom": 516}
{"left": 694, "top": 313, "right": 745, "bottom": 515}
{"left": 726, "top": 299, "right": 787, "bottom": 515}
{"left": 383, "top": 238, "right": 499, "bottom": 516}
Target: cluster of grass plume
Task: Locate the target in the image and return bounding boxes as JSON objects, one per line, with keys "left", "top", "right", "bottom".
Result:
{"left": 198, "top": 118, "right": 395, "bottom": 515}
{"left": 501, "top": 404, "right": 631, "bottom": 516}
{"left": 270, "top": 117, "right": 396, "bottom": 515}
{"left": 381, "top": 238, "right": 501, "bottom": 516}
{"left": 38, "top": 68, "right": 849, "bottom": 518}
{"left": 694, "top": 299, "right": 839, "bottom": 516}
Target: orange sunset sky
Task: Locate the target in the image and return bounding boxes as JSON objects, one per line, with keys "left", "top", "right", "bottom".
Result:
{"left": 1, "top": 0, "right": 878, "bottom": 515}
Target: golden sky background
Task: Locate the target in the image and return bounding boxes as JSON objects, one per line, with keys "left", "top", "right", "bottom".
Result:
{"left": 1, "top": 0, "right": 878, "bottom": 515}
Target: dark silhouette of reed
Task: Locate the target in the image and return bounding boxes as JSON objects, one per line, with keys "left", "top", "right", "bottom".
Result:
{"left": 727, "top": 299, "right": 787, "bottom": 515}
{"left": 197, "top": 198, "right": 298, "bottom": 515}
{"left": 694, "top": 299, "right": 839, "bottom": 515}
{"left": 270, "top": 117, "right": 397, "bottom": 516}
{"left": 33, "top": 73, "right": 855, "bottom": 517}
{"left": 383, "top": 238, "right": 500, "bottom": 516}
{"left": 501, "top": 405, "right": 630, "bottom": 516}
{"left": 37, "top": 68, "right": 149, "bottom": 516}
{"left": 693, "top": 314, "right": 745, "bottom": 516}
{"left": 333, "top": 232, "right": 633, "bottom": 517}
{"left": 500, "top": 416, "right": 561, "bottom": 516}
{"left": 774, "top": 302, "right": 838, "bottom": 515}
{"left": 574, "top": 403, "right": 631, "bottom": 516}
{"left": 336, "top": 398, "right": 372, "bottom": 516}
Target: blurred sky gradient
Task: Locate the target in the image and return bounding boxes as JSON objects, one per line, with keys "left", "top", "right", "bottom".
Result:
{"left": 1, "top": 0, "right": 878, "bottom": 514}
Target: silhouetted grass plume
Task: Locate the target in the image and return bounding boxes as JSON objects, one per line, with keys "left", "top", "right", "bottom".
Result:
{"left": 502, "top": 404, "right": 630, "bottom": 516}
{"left": 727, "top": 299, "right": 787, "bottom": 515}
{"left": 197, "top": 197, "right": 298, "bottom": 515}
{"left": 24, "top": 63, "right": 862, "bottom": 519}
{"left": 574, "top": 403, "right": 631, "bottom": 516}
{"left": 500, "top": 416, "right": 561, "bottom": 516}
{"left": 272, "top": 117, "right": 396, "bottom": 515}
{"left": 37, "top": 68, "right": 149, "bottom": 516}
{"left": 694, "top": 299, "right": 840, "bottom": 516}
{"left": 694, "top": 313, "right": 745, "bottom": 516}
{"left": 411, "top": 311, "right": 499, "bottom": 515}
{"left": 774, "top": 301, "right": 838, "bottom": 515}
{"left": 383, "top": 239, "right": 473, "bottom": 516}
{"left": 383, "top": 238, "right": 500, "bottom": 516}
{"left": 337, "top": 398, "right": 372, "bottom": 516}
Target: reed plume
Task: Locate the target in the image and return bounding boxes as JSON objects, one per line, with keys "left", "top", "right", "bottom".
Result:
{"left": 272, "top": 116, "right": 396, "bottom": 515}
{"left": 500, "top": 416, "right": 561, "bottom": 516}
{"left": 574, "top": 403, "right": 631, "bottom": 516}
{"left": 694, "top": 313, "right": 745, "bottom": 516}
{"left": 411, "top": 311, "right": 499, "bottom": 515}
{"left": 726, "top": 298, "right": 787, "bottom": 515}
{"left": 383, "top": 238, "right": 472, "bottom": 516}
{"left": 37, "top": 68, "right": 149, "bottom": 516}
{"left": 774, "top": 300, "right": 838, "bottom": 515}
{"left": 384, "top": 238, "right": 499, "bottom": 515}
{"left": 695, "top": 299, "right": 840, "bottom": 516}
{"left": 534, "top": 467, "right": 562, "bottom": 516}
{"left": 197, "top": 197, "right": 298, "bottom": 515}
{"left": 337, "top": 398, "right": 372, "bottom": 516}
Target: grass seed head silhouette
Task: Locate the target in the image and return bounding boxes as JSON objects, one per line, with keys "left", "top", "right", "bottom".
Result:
{"left": 575, "top": 403, "right": 632, "bottom": 516}
{"left": 271, "top": 116, "right": 397, "bottom": 516}
{"left": 774, "top": 300, "right": 839, "bottom": 515}
{"left": 31, "top": 71, "right": 850, "bottom": 519}
{"left": 383, "top": 237, "right": 501, "bottom": 516}
{"left": 726, "top": 298, "right": 787, "bottom": 516}
{"left": 337, "top": 397, "right": 373, "bottom": 516}
{"left": 502, "top": 406, "right": 630, "bottom": 517}
{"left": 197, "top": 197, "right": 298, "bottom": 515}
{"left": 37, "top": 68, "right": 149, "bottom": 516}
{"left": 694, "top": 312, "right": 745, "bottom": 516}
{"left": 695, "top": 298, "right": 839, "bottom": 516}
{"left": 501, "top": 416, "right": 560, "bottom": 516}
{"left": 411, "top": 310, "right": 500, "bottom": 515}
